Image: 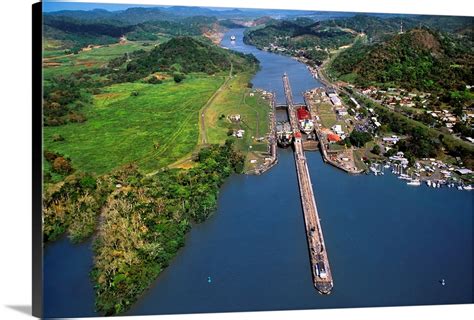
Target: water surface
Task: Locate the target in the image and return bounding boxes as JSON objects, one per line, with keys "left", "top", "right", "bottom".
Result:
{"left": 43, "top": 28, "right": 473, "bottom": 318}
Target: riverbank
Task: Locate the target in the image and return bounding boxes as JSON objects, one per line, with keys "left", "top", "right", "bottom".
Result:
{"left": 273, "top": 41, "right": 474, "bottom": 185}
{"left": 43, "top": 28, "right": 474, "bottom": 318}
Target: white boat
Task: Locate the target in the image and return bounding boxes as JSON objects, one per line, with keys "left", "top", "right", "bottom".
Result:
{"left": 407, "top": 179, "right": 421, "bottom": 186}
{"left": 384, "top": 164, "right": 390, "bottom": 169}
{"left": 370, "top": 164, "right": 381, "bottom": 176}
{"left": 457, "top": 185, "right": 463, "bottom": 190}
{"left": 427, "top": 180, "right": 432, "bottom": 187}
{"left": 230, "top": 35, "right": 236, "bottom": 41}
{"left": 463, "top": 185, "right": 473, "bottom": 191}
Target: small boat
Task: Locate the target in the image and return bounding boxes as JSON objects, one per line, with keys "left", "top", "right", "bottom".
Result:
{"left": 427, "top": 180, "right": 432, "bottom": 187}
{"left": 457, "top": 185, "right": 463, "bottom": 190}
{"left": 384, "top": 164, "right": 390, "bottom": 169}
{"left": 440, "top": 279, "right": 446, "bottom": 286}
{"left": 230, "top": 35, "right": 236, "bottom": 41}
{"left": 370, "top": 165, "right": 380, "bottom": 176}
{"left": 407, "top": 179, "right": 421, "bottom": 186}
{"left": 207, "top": 276, "right": 212, "bottom": 283}
{"left": 463, "top": 185, "right": 473, "bottom": 191}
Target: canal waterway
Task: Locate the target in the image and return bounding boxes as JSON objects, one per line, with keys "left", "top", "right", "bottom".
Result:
{"left": 43, "top": 28, "right": 473, "bottom": 318}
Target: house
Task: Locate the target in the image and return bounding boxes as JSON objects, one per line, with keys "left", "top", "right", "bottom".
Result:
{"left": 229, "top": 114, "right": 241, "bottom": 122}
{"left": 327, "top": 133, "right": 341, "bottom": 143}
{"left": 350, "top": 97, "right": 360, "bottom": 109}
{"left": 326, "top": 87, "right": 337, "bottom": 96}
{"left": 336, "top": 108, "right": 348, "bottom": 116}
{"left": 331, "top": 125, "right": 344, "bottom": 135}
{"left": 236, "top": 129, "right": 245, "bottom": 138}
{"left": 383, "top": 137, "right": 399, "bottom": 144}
{"left": 456, "top": 168, "right": 473, "bottom": 175}
{"left": 330, "top": 96, "right": 342, "bottom": 106}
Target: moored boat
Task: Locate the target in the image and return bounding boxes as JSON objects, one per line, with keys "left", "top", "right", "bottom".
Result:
{"left": 407, "top": 179, "right": 421, "bottom": 186}
{"left": 296, "top": 106, "right": 314, "bottom": 134}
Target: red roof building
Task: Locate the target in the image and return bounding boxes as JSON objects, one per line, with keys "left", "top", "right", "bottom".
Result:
{"left": 327, "top": 133, "right": 341, "bottom": 142}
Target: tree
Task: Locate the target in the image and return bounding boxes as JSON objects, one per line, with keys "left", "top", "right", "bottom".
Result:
{"left": 173, "top": 73, "right": 186, "bottom": 83}
{"left": 349, "top": 130, "right": 372, "bottom": 147}
{"left": 147, "top": 77, "right": 162, "bottom": 85}
{"left": 371, "top": 144, "right": 381, "bottom": 155}
{"left": 52, "top": 156, "right": 73, "bottom": 174}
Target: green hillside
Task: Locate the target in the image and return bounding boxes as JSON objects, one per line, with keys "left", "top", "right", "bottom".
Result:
{"left": 244, "top": 19, "right": 356, "bottom": 64}
{"left": 329, "top": 28, "right": 474, "bottom": 92}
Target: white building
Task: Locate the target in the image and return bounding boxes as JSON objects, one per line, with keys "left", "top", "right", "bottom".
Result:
{"left": 330, "top": 96, "right": 342, "bottom": 106}
{"left": 331, "top": 125, "right": 344, "bottom": 135}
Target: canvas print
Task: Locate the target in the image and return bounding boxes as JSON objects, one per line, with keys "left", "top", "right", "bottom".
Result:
{"left": 36, "top": 0, "right": 473, "bottom": 318}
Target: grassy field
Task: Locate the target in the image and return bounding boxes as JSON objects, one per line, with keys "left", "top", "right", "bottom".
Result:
{"left": 43, "top": 39, "right": 168, "bottom": 80}
{"left": 317, "top": 102, "right": 338, "bottom": 128}
{"left": 203, "top": 71, "right": 271, "bottom": 167}
{"left": 44, "top": 74, "right": 224, "bottom": 175}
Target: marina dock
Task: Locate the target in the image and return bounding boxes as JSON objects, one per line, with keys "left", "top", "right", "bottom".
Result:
{"left": 283, "top": 74, "right": 334, "bottom": 294}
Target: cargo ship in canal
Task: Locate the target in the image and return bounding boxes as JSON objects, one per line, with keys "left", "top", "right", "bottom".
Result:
{"left": 296, "top": 106, "right": 314, "bottom": 134}
{"left": 276, "top": 121, "right": 293, "bottom": 148}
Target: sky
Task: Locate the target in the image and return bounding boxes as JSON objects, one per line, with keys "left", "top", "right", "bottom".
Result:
{"left": 42, "top": 1, "right": 161, "bottom": 12}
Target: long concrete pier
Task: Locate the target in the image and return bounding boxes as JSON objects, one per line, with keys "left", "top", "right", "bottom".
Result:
{"left": 283, "top": 74, "right": 333, "bottom": 294}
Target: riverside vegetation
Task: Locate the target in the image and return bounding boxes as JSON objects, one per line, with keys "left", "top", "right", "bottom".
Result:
{"left": 44, "top": 142, "right": 244, "bottom": 314}
{"left": 43, "top": 10, "right": 259, "bottom": 315}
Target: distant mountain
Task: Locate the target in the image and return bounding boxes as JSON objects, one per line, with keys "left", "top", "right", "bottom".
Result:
{"left": 330, "top": 28, "right": 474, "bottom": 92}
{"left": 44, "top": 5, "right": 321, "bottom": 22}
{"left": 43, "top": 16, "right": 134, "bottom": 51}
{"left": 162, "top": 6, "right": 216, "bottom": 17}
{"left": 43, "top": 13, "right": 220, "bottom": 51}
{"left": 325, "top": 14, "right": 474, "bottom": 43}
{"left": 45, "top": 8, "right": 116, "bottom": 20}
{"left": 46, "top": 7, "right": 175, "bottom": 24}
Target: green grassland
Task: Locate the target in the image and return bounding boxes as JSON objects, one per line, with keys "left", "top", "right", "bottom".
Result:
{"left": 43, "top": 39, "right": 168, "bottom": 80}
{"left": 204, "top": 72, "right": 271, "bottom": 159}
{"left": 317, "top": 102, "right": 338, "bottom": 128}
{"left": 44, "top": 74, "right": 224, "bottom": 175}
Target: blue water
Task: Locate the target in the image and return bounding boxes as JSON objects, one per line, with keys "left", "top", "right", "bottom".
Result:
{"left": 43, "top": 29, "right": 473, "bottom": 318}
{"left": 43, "top": 237, "right": 96, "bottom": 317}
{"left": 223, "top": 29, "right": 322, "bottom": 104}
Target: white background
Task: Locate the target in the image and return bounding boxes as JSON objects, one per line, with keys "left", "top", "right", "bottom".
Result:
{"left": 0, "top": 0, "right": 472, "bottom": 319}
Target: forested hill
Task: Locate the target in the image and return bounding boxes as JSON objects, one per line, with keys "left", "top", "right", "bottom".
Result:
{"left": 43, "top": 36, "right": 258, "bottom": 126}
{"left": 244, "top": 19, "right": 356, "bottom": 50}
{"left": 108, "top": 36, "right": 258, "bottom": 82}
{"left": 329, "top": 28, "right": 474, "bottom": 93}
{"left": 43, "top": 15, "right": 220, "bottom": 52}
{"left": 322, "top": 14, "right": 474, "bottom": 43}
{"left": 243, "top": 19, "right": 356, "bottom": 65}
